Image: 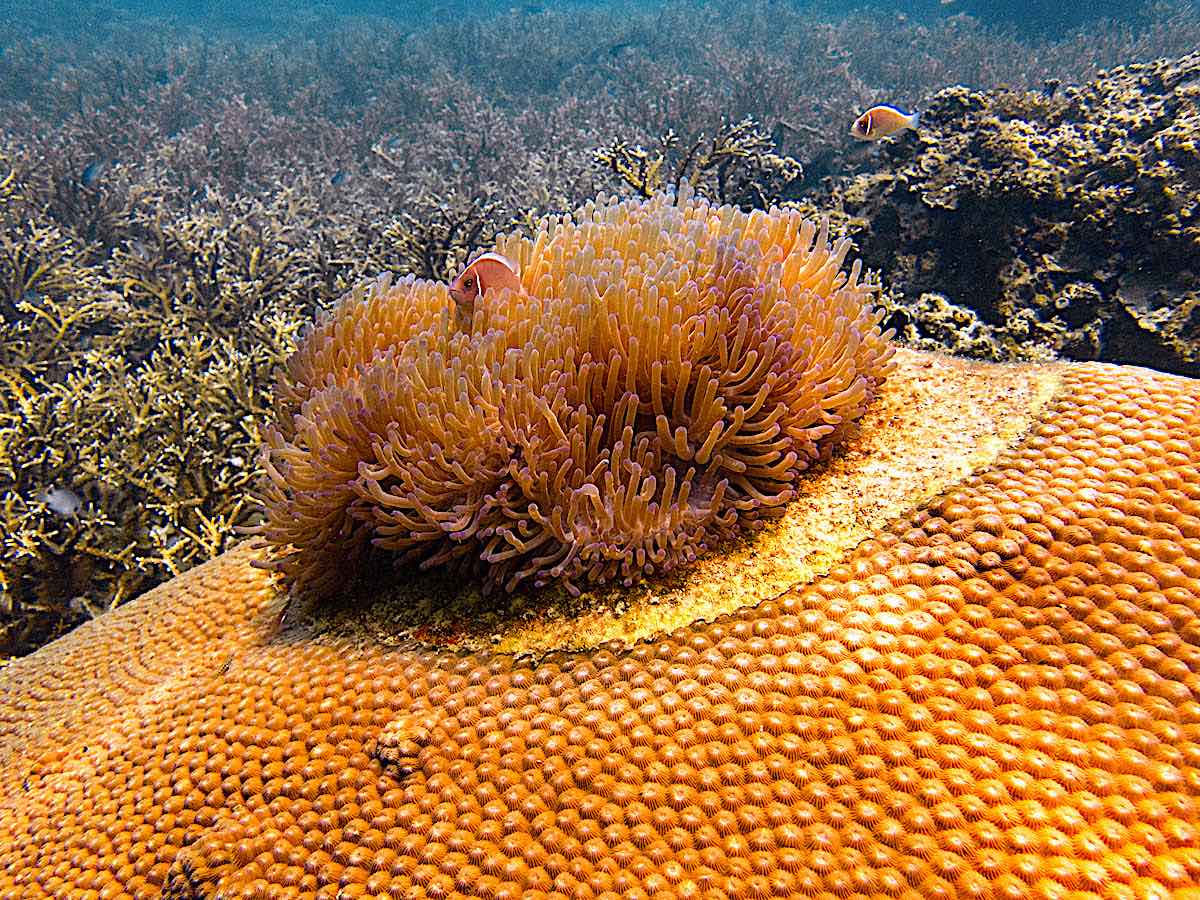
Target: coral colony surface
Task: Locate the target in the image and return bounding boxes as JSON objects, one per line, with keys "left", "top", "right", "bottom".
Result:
{"left": 1, "top": 0, "right": 1199, "bottom": 656}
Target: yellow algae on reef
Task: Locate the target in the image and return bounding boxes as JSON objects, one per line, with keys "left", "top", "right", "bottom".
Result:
{"left": 3, "top": 351, "right": 1200, "bottom": 899}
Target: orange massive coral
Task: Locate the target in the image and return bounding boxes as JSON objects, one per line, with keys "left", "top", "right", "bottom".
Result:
{"left": 256, "top": 186, "right": 894, "bottom": 599}
{"left": 1, "top": 352, "right": 1199, "bottom": 900}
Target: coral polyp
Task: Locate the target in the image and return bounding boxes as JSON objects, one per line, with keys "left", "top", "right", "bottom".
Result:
{"left": 256, "top": 184, "right": 895, "bottom": 598}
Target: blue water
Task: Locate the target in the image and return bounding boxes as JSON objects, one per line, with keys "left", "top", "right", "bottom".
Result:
{"left": 2, "top": 0, "right": 1191, "bottom": 45}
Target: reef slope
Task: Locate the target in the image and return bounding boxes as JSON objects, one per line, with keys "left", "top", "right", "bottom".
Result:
{"left": 2, "top": 351, "right": 1199, "bottom": 899}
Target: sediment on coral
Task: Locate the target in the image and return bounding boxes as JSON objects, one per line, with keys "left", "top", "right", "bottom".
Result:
{"left": 256, "top": 185, "right": 895, "bottom": 600}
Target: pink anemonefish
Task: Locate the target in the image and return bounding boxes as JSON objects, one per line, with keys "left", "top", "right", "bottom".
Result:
{"left": 448, "top": 251, "right": 523, "bottom": 330}
{"left": 851, "top": 104, "right": 920, "bottom": 141}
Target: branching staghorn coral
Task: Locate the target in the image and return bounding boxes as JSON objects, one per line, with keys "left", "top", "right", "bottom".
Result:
{"left": 372, "top": 190, "right": 508, "bottom": 283}
{"left": 0, "top": 88, "right": 569, "bottom": 655}
{"left": 594, "top": 117, "right": 803, "bottom": 208}
{"left": 0, "top": 145, "right": 324, "bottom": 654}
{"left": 257, "top": 185, "right": 894, "bottom": 599}
{"left": 0, "top": 316, "right": 300, "bottom": 656}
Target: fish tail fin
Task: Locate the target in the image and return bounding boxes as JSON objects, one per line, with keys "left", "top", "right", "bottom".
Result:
{"left": 909, "top": 110, "right": 921, "bottom": 130}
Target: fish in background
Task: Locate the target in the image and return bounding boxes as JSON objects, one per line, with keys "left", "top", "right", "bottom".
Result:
{"left": 35, "top": 485, "right": 82, "bottom": 519}
{"left": 80, "top": 159, "right": 109, "bottom": 187}
{"left": 851, "top": 104, "right": 920, "bottom": 141}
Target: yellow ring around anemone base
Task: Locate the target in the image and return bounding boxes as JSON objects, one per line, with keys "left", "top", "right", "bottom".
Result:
{"left": 289, "top": 347, "right": 1061, "bottom": 657}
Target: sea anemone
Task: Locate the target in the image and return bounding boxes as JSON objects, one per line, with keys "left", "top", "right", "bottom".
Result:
{"left": 256, "top": 184, "right": 895, "bottom": 598}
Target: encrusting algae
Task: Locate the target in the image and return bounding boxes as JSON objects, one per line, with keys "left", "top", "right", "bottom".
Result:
{"left": 2, "top": 191, "right": 1200, "bottom": 900}
{"left": 256, "top": 185, "right": 894, "bottom": 601}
